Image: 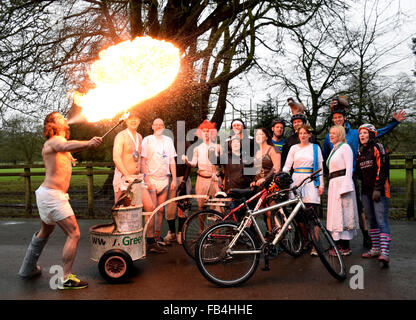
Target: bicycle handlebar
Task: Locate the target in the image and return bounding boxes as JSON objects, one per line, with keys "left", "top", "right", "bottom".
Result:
{"left": 266, "top": 168, "right": 322, "bottom": 200}
{"left": 291, "top": 168, "right": 322, "bottom": 195}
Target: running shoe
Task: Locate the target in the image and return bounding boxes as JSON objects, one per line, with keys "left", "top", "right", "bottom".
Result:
{"left": 58, "top": 274, "right": 88, "bottom": 290}
{"left": 362, "top": 248, "right": 380, "bottom": 259}
{"left": 378, "top": 255, "right": 390, "bottom": 267}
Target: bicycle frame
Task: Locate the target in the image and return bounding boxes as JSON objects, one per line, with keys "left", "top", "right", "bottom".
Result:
{"left": 220, "top": 187, "right": 269, "bottom": 222}
{"left": 226, "top": 194, "right": 306, "bottom": 255}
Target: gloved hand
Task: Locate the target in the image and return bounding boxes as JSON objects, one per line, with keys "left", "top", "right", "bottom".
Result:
{"left": 372, "top": 190, "right": 381, "bottom": 202}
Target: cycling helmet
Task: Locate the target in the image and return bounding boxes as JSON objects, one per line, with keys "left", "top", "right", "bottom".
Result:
{"left": 290, "top": 113, "right": 307, "bottom": 125}
{"left": 273, "top": 171, "right": 293, "bottom": 190}
{"left": 358, "top": 123, "right": 377, "bottom": 138}
{"left": 271, "top": 117, "right": 286, "bottom": 128}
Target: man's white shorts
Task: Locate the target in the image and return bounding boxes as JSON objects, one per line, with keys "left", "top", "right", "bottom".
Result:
{"left": 35, "top": 186, "right": 75, "bottom": 225}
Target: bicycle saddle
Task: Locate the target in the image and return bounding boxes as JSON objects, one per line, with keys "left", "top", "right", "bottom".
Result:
{"left": 227, "top": 188, "right": 255, "bottom": 200}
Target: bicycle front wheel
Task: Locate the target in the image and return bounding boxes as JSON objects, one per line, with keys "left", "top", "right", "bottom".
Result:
{"left": 181, "top": 209, "right": 223, "bottom": 260}
{"left": 195, "top": 222, "right": 260, "bottom": 287}
{"left": 277, "top": 215, "right": 303, "bottom": 257}
{"left": 309, "top": 220, "right": 347, "bottom": 281}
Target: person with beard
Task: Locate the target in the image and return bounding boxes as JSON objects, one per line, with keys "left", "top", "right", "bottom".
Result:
{"left": 18, "top": 112, "right": 102, "bottom": 289}
{"left": 141, "top": 118, "right": 177, "bottom": 253}
{"left": 271, "top": 117, "right": 286, "bottom": 153}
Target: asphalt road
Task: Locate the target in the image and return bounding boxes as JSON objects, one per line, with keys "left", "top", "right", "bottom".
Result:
{"left": 1, "top": 218, "right": 415, "bottom": 301}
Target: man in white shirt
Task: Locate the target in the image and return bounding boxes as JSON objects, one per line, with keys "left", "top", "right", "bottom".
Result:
{"left": 141, "top": 118, "right": 177, "bottom": 252}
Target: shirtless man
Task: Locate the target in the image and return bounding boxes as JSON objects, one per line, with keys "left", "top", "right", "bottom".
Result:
{"left": 112, "top": 112, "right": 162, "bottom": 252}
{"left": 18, "top": 112, "right": 102, "bottom": 290}
{"left": 113, "top": 111, "right": 143, "bottom": 203}
{"left": 183, "top": 120, "right": 222, "bottom": 211}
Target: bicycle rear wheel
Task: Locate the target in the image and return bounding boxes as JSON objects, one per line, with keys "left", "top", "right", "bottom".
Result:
{"left": 195, "top": 222, "right": 260, "bottom": 287}
{"left": 181, "top": 209, "right": 223, "bottom": 260}
{"left": 276, "top": 211, "right": 303, "bottom": 257}
{"left": 309, "top": 219, "right": 347, "bottom": 281}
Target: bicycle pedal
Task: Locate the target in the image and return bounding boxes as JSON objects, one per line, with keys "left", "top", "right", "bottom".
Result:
{"left": 262, "top": 255, "right": 270, "bottom": 271}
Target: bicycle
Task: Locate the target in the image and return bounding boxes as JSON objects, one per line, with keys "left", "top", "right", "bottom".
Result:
{"left": 181, "top": 176, "right": 303, "bottom": 260}
{"left": 194, "top": 169, "right": 347, "bottom": 287}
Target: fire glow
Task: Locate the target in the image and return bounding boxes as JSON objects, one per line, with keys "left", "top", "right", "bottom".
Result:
{"left": 72, "top": 36, "right": 180, "bottom": 122}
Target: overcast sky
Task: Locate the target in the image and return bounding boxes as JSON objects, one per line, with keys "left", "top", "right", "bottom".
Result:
{"left": 220, "top": 0, "right": 416, "bottom": 129}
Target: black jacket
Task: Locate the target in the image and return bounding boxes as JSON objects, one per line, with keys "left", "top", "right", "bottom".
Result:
{"left": 356, "top": 141, "right": 390, "bottom": 197}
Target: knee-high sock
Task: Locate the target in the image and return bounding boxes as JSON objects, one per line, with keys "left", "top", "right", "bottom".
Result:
{"left": 167, "top": 219, "right": 176, "bottom": 234}
{"left": 369, "top": 229, "right": 380, "bottom": 251}
{"left": 177, "top": 217, "right": 186, "bottom": 234}
{"left": 380, "top": 233, "right": 391, "bottom": 258}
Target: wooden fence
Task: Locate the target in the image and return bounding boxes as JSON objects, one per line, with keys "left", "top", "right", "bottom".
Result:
{"left": 0, "top": 154, "right": 415, "bottom": 218}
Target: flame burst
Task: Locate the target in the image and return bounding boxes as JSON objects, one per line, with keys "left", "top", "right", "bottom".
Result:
{"left": 72, "top": 36, "right": 180, "bottom": 122}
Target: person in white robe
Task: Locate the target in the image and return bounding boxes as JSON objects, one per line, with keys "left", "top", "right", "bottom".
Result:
{"left": 326, "top": 125, "right": 359, "bottom": 256}
{"left": 283, "top": 125, "right": 324, "bottom": 256}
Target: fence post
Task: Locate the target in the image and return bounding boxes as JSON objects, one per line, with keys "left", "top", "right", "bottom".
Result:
{"left": 24, "top": 166, "right": 32, "bottom": 217}
{"left": 86, "top": 163, "right": 94, "bottom": 217}
{"left": 405, "top": 155, "right": 414, "bottom": 219}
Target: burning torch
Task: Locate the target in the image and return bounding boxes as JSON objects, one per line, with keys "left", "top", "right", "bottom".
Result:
{"left": 101, "top": 111, "right": 130, "bottom": 139}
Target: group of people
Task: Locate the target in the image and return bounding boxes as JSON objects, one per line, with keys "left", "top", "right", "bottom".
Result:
{"left": 18, "top": 96, "right": 405, "bottom": 289}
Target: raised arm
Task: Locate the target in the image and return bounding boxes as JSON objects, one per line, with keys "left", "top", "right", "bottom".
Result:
{"left": 376, "top": 110, "right": 407, "bottom": 139}
{"left": 50, "top": 136, "right": 101, "bottom": 153}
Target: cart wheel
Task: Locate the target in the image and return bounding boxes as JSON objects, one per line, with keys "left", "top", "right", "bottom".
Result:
{"left": 98, "top": 249, "right": 132, "bottom": 283}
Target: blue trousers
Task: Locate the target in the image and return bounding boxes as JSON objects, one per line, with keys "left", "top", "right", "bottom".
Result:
{"left": 361, "top": 194, "right": 390, "bottom": 235}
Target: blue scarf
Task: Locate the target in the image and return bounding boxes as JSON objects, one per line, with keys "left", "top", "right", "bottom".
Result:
{"left": 313, "top": 143, "right": 319, "bottom": 187}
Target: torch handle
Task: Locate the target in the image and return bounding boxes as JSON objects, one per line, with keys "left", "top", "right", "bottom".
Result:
{"left": 101, "top": 120, "right": 124, "bottom": 139}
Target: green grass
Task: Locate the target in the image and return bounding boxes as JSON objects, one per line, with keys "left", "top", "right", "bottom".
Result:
{"left": 0, "top": 166, "right": 414, "bottom": 219}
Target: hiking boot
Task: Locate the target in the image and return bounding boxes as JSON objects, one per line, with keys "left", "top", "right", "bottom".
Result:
{"left": 148, "top": 242, "right": 168, "bottom": 254}
{"left": 163, "top": 231, "right": 177, "bottom": 244}
{"left": 177, "top": 232, "right": 183, "bottom": 245}
{"left": 362, "top": 248, "right": 380, "bottom": 259}
{"left": 58, "top": 274, "right": 88, "bottom": 290}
